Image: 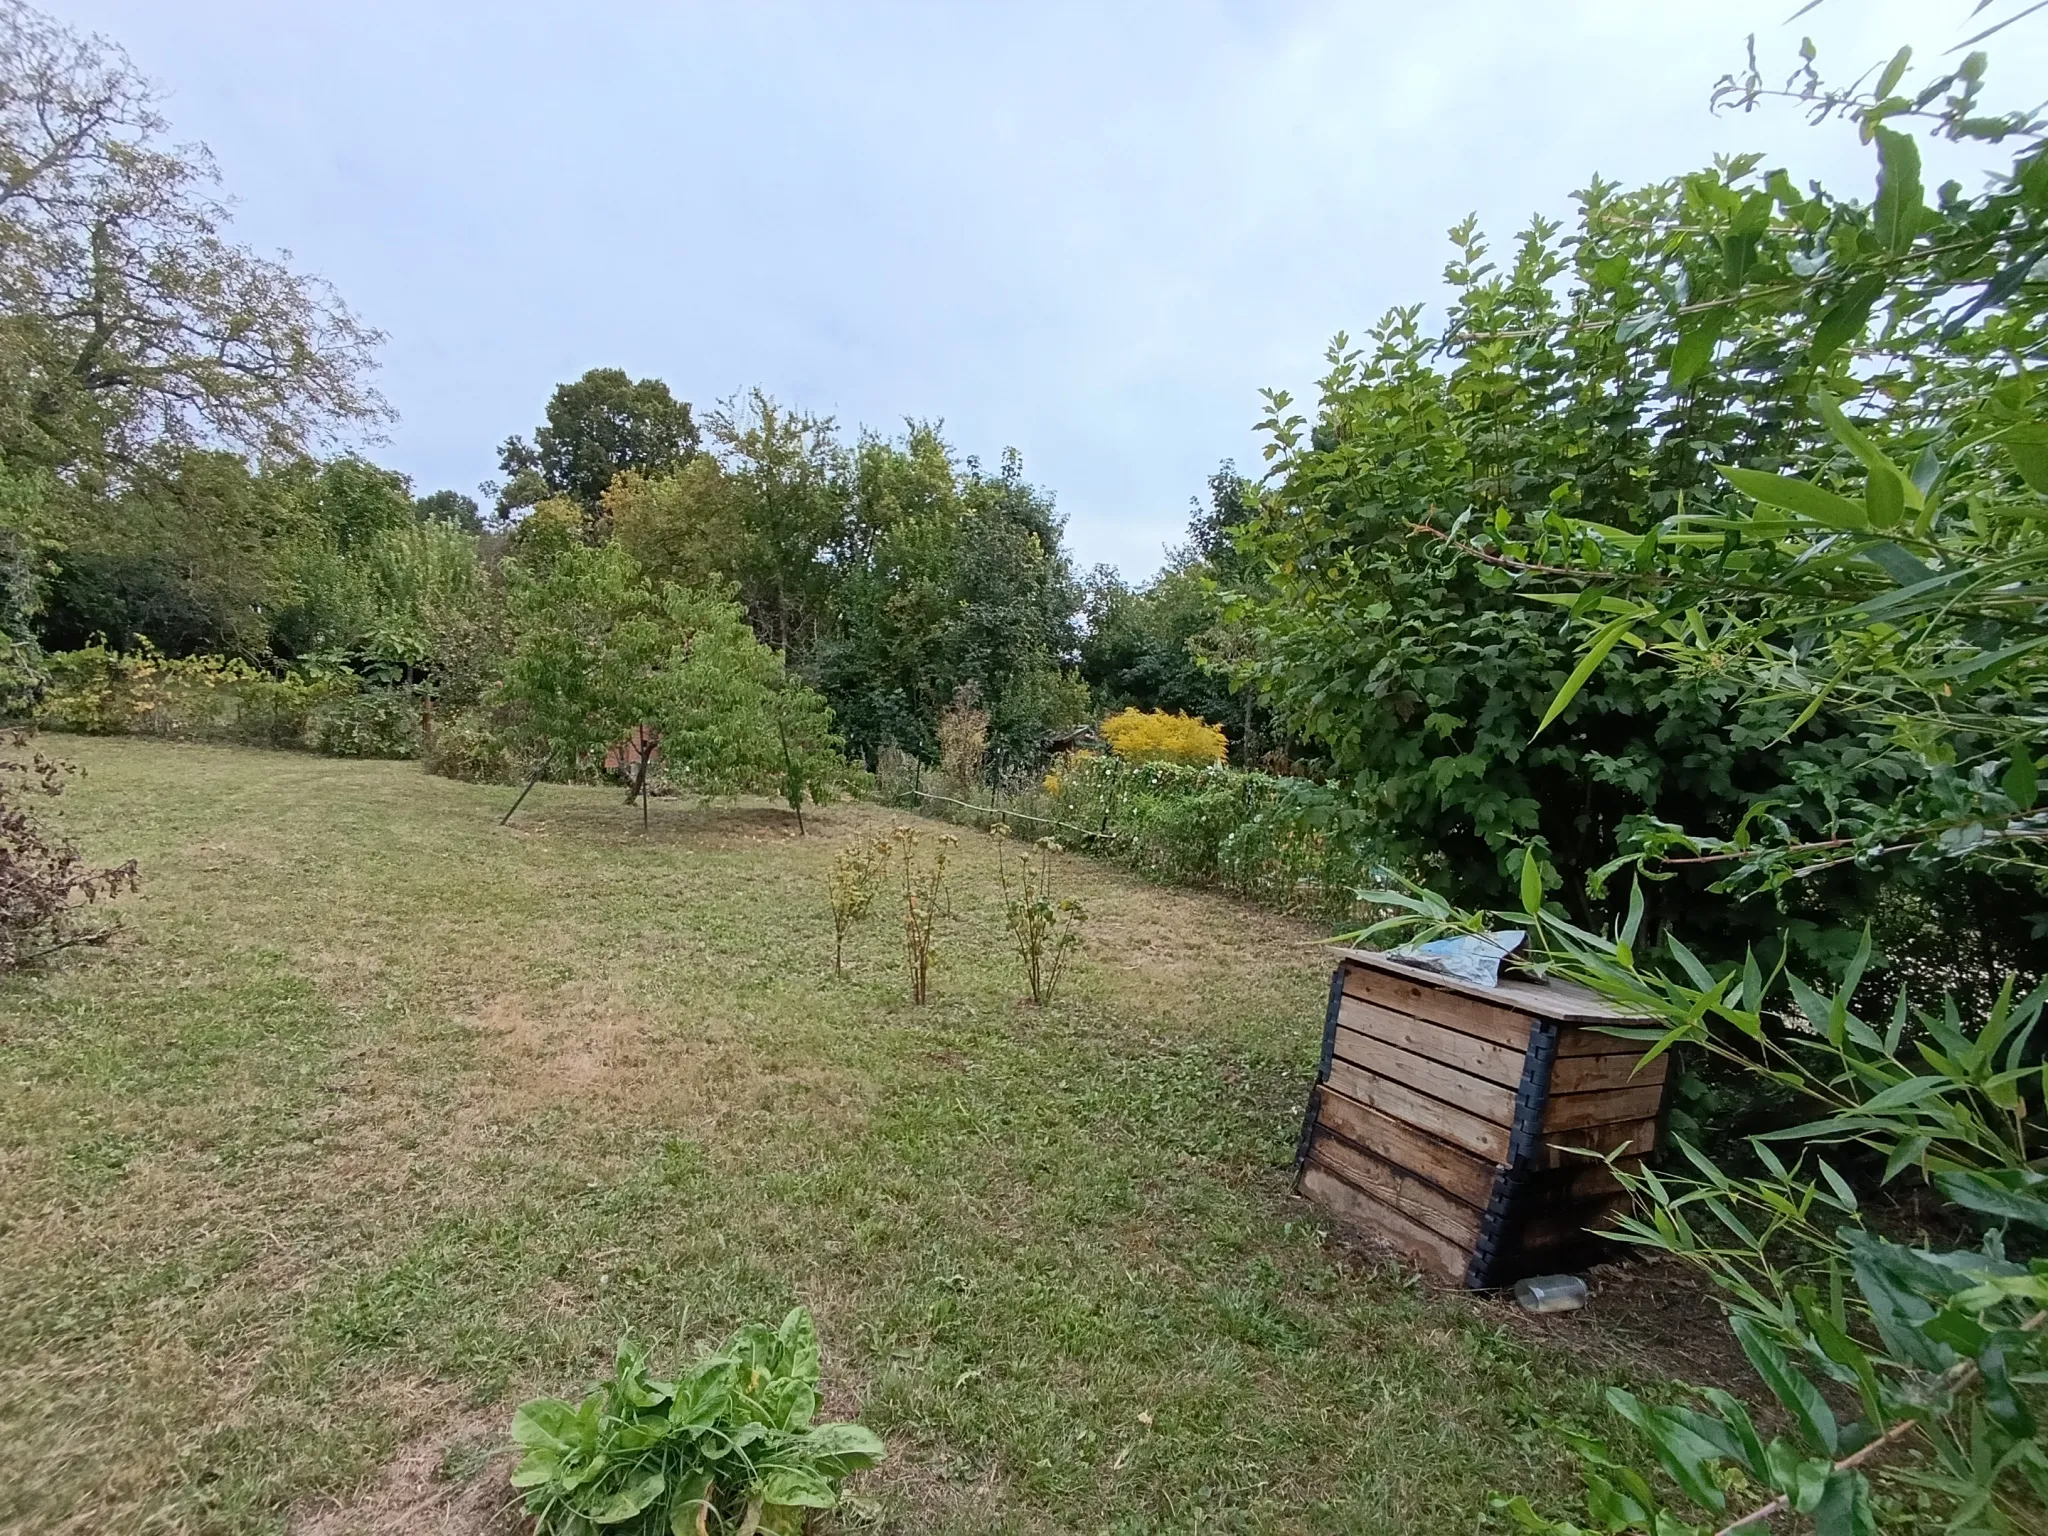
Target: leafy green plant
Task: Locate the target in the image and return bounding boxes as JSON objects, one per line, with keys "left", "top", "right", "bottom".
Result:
{"left": 827, "top": 833, "right": 891, "bottom": 976}
{"left": 990, "top": 825, "right": 1083, "bottom": 1006}
{"left": 894, "top": 823, "right": 952, "bottom": 1005}
{"left": 1359, "top": 855, "right": 2048, "bottom": 1533}
{"left": 509, "top": 1309, "right": 882, "bottom": 1536}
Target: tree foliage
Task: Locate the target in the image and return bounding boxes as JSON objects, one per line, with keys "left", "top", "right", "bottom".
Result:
{"left": 495, "top": 367, "right": 699, "bottom": 518}
{"left": 0, "top": 1, "right": 385, "bottom": 474}
{"left": 1223, "top": 42, "right": 2048, "bottom": 977}
{"left": 497, "top": 537, "right": 843, "bottom": 817}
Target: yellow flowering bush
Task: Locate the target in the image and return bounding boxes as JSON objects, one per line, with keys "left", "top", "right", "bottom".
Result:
{"left": 1098, "top": 708, "right": 1226, "bottom": 768}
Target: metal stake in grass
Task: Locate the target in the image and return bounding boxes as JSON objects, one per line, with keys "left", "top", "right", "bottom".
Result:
{"left": 501, "top": 772, "right": 541, "bottom": 825}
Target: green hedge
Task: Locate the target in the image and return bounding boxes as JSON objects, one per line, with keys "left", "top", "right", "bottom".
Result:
{"left": 879, "top": 749, "right": 1388, "bottom": 918}
{"left": 36, "top": 644, "right": 422, "bottom": 758}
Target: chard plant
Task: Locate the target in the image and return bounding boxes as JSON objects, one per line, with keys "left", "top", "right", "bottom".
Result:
{"left": 509, "top": 1309, "right": 883, "bottom": 1536}
{"left": 990, "top": 825, "right": 1084, "bottom": 1006}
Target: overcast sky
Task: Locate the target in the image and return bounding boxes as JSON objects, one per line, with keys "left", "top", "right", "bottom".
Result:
{"left": 45, "top": 1, "right": 2048, "bottom": 576}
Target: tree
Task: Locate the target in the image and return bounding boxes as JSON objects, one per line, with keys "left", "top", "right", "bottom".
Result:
{"left": 40, "top": 449, "right": 288, "bottom": 656}
{"left": 812, "top": 434, "right": 1086, "bottom": 768}
{"left": 414, "top": 489, "right": 482, "bottom": 534}
{"left": 498, "top": 539, "right": 845, "bottom": 826}
{"left": 0, "top": 1, "right": 385, "bottom": 474}
{"left": 605, "top": 459, "right": 744, "bottom": 591}
{"left": 494, "top": 368, "right": 698, "bottom": 519}
{"left": 1223, "top": 116, "right": 2038, "bottom": 972}
{"left": 1367, "top": 25, "right": 2048, "bottom": 1531}
{"left": 704, "top": 390, "right": 846, "bottom": 651}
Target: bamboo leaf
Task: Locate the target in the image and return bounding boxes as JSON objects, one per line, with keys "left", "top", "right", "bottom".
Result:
{"left": 1534, "top": 615, "right": 1636, "bottom": 737}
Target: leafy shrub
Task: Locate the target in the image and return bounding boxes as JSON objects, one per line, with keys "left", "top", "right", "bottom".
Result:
{"left": 307, "top": 686, "right": 421, "bottom": 758}
{"left": 894, "top": 823, "right": 952, "bottom": 1004}
{"left": 38, "top": 642, "right": 353, "bottom": 748}
{"left": 0, "top": 731, "right": 137, "bottom": 966}
{"left": 420, "top": 704, "right": 520, "bottom": 784}
{"left": 990, "top": 826, "right": 1083, "bottom": 1005}
{"left": 1043, "top": 752, "right": 1386, "bottom": 915}
{"left": 827, "top": 832, "right": 891, "bottom": 975}
{"left": 881, "top": 747, "right": 1387, "bottom": 917}
{"left": 510, "top": 1309, "right": 882, "bottom": 1536}
{"left": 1098, "top": 706, "right": 1227, "bottom": 767}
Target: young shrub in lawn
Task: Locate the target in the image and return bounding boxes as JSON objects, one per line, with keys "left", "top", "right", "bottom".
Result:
{"left": 826, "top": 832, "right": 891, "bottom": 976}
{"left": 895, "top": 823, "right": 952, "bottom": 1004}
{"left": 0, "top": 731, "right": 138, "bottom": 967}
{"left": 990, "top": 825, "right": 1084, "bottom": 1006}
{"left": 509, "top": 1308, "right": 883, "bottom": 1536}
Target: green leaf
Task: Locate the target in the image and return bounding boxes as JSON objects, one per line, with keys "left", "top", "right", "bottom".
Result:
{"left": 1669, "top": 316, "right": 1722, "bottom": 388}
{"left": 1875, "top": 46, "right": 1911, "bottom": 99}
{"left": 1999, "top": 422, "right": 2048, "bottom": 493}
{"left": 757, "top": 1464, "right": 838, "bottom": 1509}
{"left": 1534, "top": 614, "right": 1636, "bottom": 736}
{"left": 1813, "top": 1469, "right": 1875, "bottom": 1536}
{"left": 1520, "top": 845, "right": 1543, "bottom": 915}
{"left": 1872, "top": 126, "right": 1926, "bottom": 253}
{"left": 1815, "top": 392, "right": 1923, "bottom": 511}
{"left": 796, "top": 1422, "right": 886, "bottom": 1477}
{"left": 512, "top": 1398, "right": 583, "bottom": 1451}
{"left": 1605, "top": 1389, "right": 1727, "bottom": 1513}
{"left": 1864, "top": 464, "right": 1903, "bottom": 528}
{"left": 1715, "top": 465, "right": 1867, "bottom": 530}
{"left": 582, "top": 1469, "right": 666, "bottom": 1524}
{"left": 669, "top": 1468, "right": 715, "bottom": 1536}
{"left": 1732, "top": 1314, "right": 1838, "bottom": 1455}
{"left": 1811, "top": 273, "right": 1886, "bottom": 361}
{"left": 2005, "top": 752, "right": 2039, "bottom": 811}
{"left": 1934, "top": 1168, "right": 2048, "bottom": 1227}
{"left": 1852, "top": 1074, "right": 1950, "bottom": 1114}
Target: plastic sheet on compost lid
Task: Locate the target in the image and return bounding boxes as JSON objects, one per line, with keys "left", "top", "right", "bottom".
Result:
{"left": 1385, "top": 928, "right": 1526, "bottom": 989}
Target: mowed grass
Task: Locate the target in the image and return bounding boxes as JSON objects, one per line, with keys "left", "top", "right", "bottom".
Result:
{"left": 0, "top": 735, "right": 1613, "bottom": 1534}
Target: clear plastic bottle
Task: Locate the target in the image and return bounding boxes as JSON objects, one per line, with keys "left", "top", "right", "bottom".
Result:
{"left": 1512, "top": 1274, "right": 1588, "bottom": 1314}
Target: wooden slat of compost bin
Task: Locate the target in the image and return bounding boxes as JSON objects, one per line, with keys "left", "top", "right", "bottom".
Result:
{"left": 1550, "top": 1049, "right": 1670, "bottom": 1095}
{"left": 1542, "top": 1081, "right": 1667, "bottom": 1132}
{"left": 1340, "top": 967, "right": 1533, "bottom": 1052}
{"left": 1330, "top": 1028, "right": 1517, "bottom": 1125}
{"left": 1312, "top": 1085, "right": 1499, "bottom": 1208}
{"left": 1299, "top": 1162, "right": 1468, "bottom": 1283}
{"left": 1539, "top": 1116, "right": 1659, "bottom": 1164}
{"left": 1337, "top": 996, "right": 1526, "bottom": 1087}
{"left": 1305, "top": 1133, "right": 1484, "bottom": 1248}
{"left": 1325, "top": 1058, "right": 1512, "bottom": 1163}
{"left": 1334, "top": 948, "right": 1645, "bottom": 1025}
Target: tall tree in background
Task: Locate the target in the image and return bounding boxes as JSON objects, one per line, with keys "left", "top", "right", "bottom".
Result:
{"left": 1078, "top": 461, "right": 1268, "bottom": 757}
{"left": 0, "top": 1, "right": 385, "bottom": 476}
{"left": 413, "top": 488, "right": 482, "bottom": 534}
{"left": 494, "top": 368, "right": 699, "bottom": 520}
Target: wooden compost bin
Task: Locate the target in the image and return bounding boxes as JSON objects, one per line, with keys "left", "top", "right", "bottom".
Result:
{"left": 1294, "top": 947, "right": 1668, "bottom": 1288}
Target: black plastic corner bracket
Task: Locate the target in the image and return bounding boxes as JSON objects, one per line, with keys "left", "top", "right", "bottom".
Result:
{"left": 1464, "top": 1017, "right": 1560, "bottom": 1289}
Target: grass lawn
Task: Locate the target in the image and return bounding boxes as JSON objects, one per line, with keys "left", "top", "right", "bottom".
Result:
{"left": 0, "top": 736, "right": 1637, "bottom": 1534}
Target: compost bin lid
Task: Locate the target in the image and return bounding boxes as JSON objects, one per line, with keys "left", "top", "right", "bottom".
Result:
{"left": 1331, "top": 946, "right": 1657, "bottom": 1026}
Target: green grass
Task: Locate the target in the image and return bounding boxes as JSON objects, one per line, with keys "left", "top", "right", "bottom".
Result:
{"left": 0, "top": 736, "right": 1620, "bottom": 1533}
